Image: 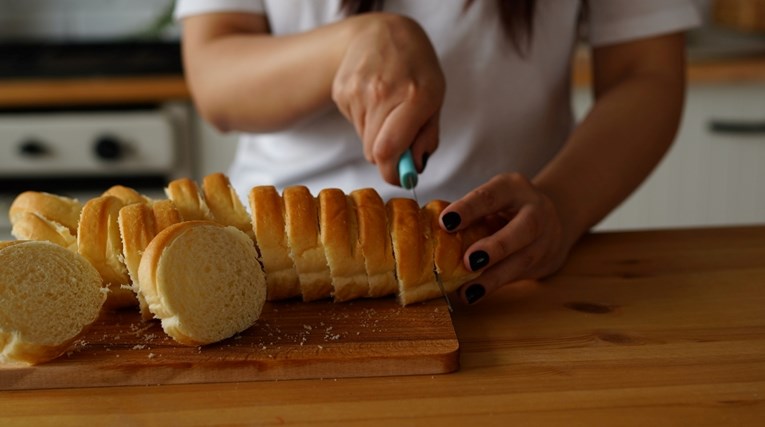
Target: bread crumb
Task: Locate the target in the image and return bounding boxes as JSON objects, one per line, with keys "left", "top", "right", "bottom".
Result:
{"left": 148, "top": 353, "right": 156, "bottom": 358}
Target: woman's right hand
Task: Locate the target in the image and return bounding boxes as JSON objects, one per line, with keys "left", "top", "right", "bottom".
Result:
{"left": 332, "top": 13, "right": 446, "bottom": 186}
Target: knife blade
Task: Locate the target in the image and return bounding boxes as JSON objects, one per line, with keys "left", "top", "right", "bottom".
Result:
{"left": 398, "top": 149, "right": 453, "bottom": 312}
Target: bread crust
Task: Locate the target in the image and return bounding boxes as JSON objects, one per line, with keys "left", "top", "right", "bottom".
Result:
{"left": 425, "top": 200, "right": 480, "bottom": 294}
{"left": 77, "top": 195, "right": 136, "bottom": 309}
{"left": 11, "top": 211, "right": 78, "bottom": 252}
{"left": 164, "top": 178, "right": 213, "bottom": 221}
{"left": 350, "top": 188, "right": 397, "bottom": 298}
{"left": 283, "top": 186, "right": 333, "bottom": 301}
{"left": 387, "top": 198, "right": 437, "bottom": 306}
{"left": 103, "top": 185, "right": 151, "bottom": 205}
{"left": 319, "top": 188, "right": 369, "bottom": 302}
{"left": 249, "top": 186, "right": 301, "bottom": 301}
{"left": 202, "top": 173, "right": 253, "bottom": 237}
{"left": 9, "top": 191, "right": 82, "bottom": 235}
{"left": 151, "top": 199, "right": 183, "bottom": 232}
{"left": 117, "top": 203, "right": 159, "bottom": 320}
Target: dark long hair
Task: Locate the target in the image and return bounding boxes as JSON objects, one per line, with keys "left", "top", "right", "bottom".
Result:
{"left": 340, "top": 0, "right": 535, "bottom": 54}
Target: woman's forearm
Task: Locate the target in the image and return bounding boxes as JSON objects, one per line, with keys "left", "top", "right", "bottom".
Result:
{"left": 182, "top": 13, "right": 366, "bottom": 133}
{"left": 533, "top": 33, "right": 687, "bottom": 247}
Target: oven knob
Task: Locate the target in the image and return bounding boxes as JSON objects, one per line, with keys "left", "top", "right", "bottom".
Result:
{"left": 93, "top": 135, "right": 123, "bottom": 161}
{"left": 18, "top": 139, "right": 48, "bottom": 157}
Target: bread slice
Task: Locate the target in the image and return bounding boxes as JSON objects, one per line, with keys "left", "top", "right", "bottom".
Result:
{"left": 11, "top": 211, "right": 78, "bottom": 252}
{"left": 102, "top": 185, "right": 151, "bottom": 205}
{"left": 137, "top": 221, "right": 266, "bottom": 346}
{"left": 164, "top": 177, "right": 213, "bottom": 221}
{"left": 386, "top": 198, "right": 437, "bottom": 306}
{"left": 9, "top": 191, "right": 82, "bottom": 235}
{"left": 117, "top": 203, "right": 158, "bottom": 321}
{"left": 0, "top": 240, "right": 105, "bottom": 365}
{"left": 202, "top": 173, "right": 253, "bottom": 238}
{"left": 319, "top": 188, "right": 369, "bottom": 302}
{"left": 249, "top": 186, "right": 301, "bottom": 301}
{"left": 283, "top": 186, "right": 332, "bottom": 301}
{"left": 77, "top": 195, "right": 136, "bottom": 309}
{"left": 151, "top": 199, "right": 183, "bottom": 232}
{"left": 349, "top": 188, "right": 397, "bottom": 298}
{"left": 424, "top": 200, "right": 478, "bottom": 294}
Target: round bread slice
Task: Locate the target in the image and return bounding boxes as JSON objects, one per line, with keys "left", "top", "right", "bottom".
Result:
{"left": 350, "top": 188, "right": 397, "bottom": 298}
{"left": 9, "top": 191, "right": 82, "bottom": 235}
{"left": 283, "top": 186, "right": 332, "bottom": 301}
{"left": 319, "top": 188, "right": 369, "bottom": 302}
{"left": 249, "top": 185, "right": 301, "bottom": 301}
{"left": 137, "top": 221, "right": 266, "bottom": 346}
{"left": 0, "top": 240, "right": 105, "bottom": 365}
{"left": 202, "top": 173, "right": 253, "bottom": 238}
{"left": 164, "top": 178, "right": 213, "bottom": 221}
{"left": 386, "top": 198, "right": 437, "bottom": 306}
{"left": 11, "top": 211, "right": 78, "bottom": 252}
{"left": 78, "top": 195, "right": 136, "bottom": 309}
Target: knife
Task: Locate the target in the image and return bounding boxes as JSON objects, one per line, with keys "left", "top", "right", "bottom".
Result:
{"left": 398, "top": 149, "right": 454, "bottom": 313}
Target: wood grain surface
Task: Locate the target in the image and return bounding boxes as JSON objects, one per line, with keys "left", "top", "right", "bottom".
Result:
{"left": 0, "top": 297, "right": 458, "bottom": 390}
{"left": 1, "top": 226, "right": 763, "bottom": 426}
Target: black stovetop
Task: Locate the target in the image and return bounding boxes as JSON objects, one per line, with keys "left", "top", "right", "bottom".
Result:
{"left": 0, "top": 41, "right": 183, "bottom": 79}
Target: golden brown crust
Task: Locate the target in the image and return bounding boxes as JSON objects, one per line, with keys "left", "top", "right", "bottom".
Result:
{"left": 249, "top": 186, "right": 301, "bottom": 301}
{"left": 425, "top": 200, "right": 479, "bottom": 293}
{"left": 319, "top": 188, "right": 369, "bottom": 302}
{"left": 151, "top": 199, "right": 183, "bottom": 232}
{"left": 77, "top": 195, "right": 136, "bottom": 309}
{"left": 9, "top": 191, "right": 82, "bottom": 235}
{"left": 11, "top": 212, "right": 77, "bottom": 251}
{"left": 164, "top": 178, "right": 213, "bottom": 221}
{"left": 386, "top": 198, "right": 437, "bottom": 306}
{"left": 350, "top": 188, "right": 397, "bottom": 298}
{"left": 102, "top": 185, "right": 151, "bottom": 206}
{"left": 117, "top": 203, "right": 159, "bottom": 320}
{"left": 202, "top": 173, "right": 253, "bottom": 237}
{"left": 283, "top": 186, "right": 333, "bottom": 301}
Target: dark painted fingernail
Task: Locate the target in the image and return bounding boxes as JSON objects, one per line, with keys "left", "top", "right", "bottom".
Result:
{"left": 465, "top": 284, "right": 485, "bottom": 304}
{"left": 442, "top": 211, "right": 461, "bottom": 231}
{"left": 421, "top": 152, "right": 430, "bottom": 173}
{"left": 469, "top": 250, "right": 489, "bottom": 271}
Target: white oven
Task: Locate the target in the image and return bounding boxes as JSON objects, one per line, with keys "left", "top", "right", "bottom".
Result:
{"left": 0, "top": 103, "right": 194, "bottom": 241}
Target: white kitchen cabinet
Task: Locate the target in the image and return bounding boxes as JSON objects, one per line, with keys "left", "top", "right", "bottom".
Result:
{"left": 574, "top": 82, "right": 765, "bottom": 230}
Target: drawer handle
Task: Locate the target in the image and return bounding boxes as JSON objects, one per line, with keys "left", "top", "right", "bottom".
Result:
{"left": 708, "top": 119, "right": 765, "bottom": 135}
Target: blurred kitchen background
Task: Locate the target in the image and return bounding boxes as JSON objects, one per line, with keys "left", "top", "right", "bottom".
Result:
{"left": 1, "top": 0, "right": 764, "bottom": 240}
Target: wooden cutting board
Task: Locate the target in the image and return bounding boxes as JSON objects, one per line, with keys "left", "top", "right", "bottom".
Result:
{"left": 0, "top": 297, "right": 458, "bottom": 390}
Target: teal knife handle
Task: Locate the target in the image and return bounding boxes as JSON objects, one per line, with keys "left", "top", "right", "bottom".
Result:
{"left": 398, "top": 149, "right": 418, "bottom": 190}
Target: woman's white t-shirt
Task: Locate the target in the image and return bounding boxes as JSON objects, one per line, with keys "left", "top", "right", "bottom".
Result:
{"left": 176, "top": 0, "right": 701, "bottom": 202}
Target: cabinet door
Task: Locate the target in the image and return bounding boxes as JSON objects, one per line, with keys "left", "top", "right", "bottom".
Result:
{"left": 574, "top": 83, "right": 765, "bottom": 230}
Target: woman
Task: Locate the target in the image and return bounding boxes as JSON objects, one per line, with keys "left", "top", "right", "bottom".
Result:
{"left": 176, "top": 0, "right": 701, "bottom": 304}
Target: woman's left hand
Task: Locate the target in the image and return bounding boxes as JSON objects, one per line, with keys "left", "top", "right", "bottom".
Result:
{"left": 439, "top": 172, "right": 574, "bottom": 305}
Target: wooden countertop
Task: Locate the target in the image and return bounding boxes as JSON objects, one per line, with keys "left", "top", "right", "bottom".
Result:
{"left": 0, "top": 75, "right": 189, "bottom": 108}
{"left": 2, "top": 225, "right": 764, "bottom": 425}
{"left": 573, "top": 51, "right": 765, "bottom": 87}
